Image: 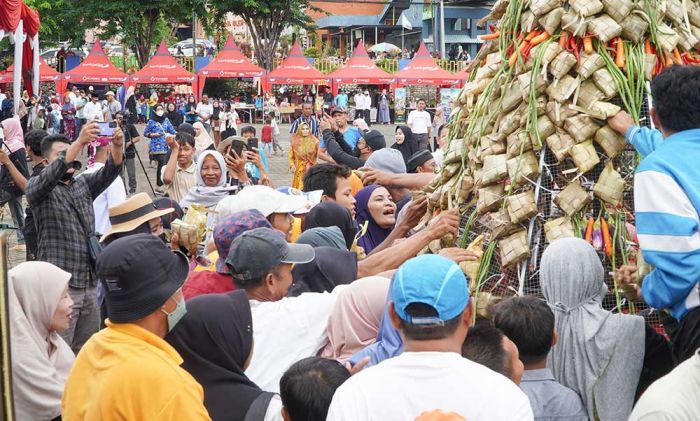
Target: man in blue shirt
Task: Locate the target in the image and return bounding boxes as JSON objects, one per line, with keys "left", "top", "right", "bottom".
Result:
{"left": 290, "top": 102, "right": 320, "bottom": 138}
{"left": 331, "top": 106, "right": 362, "bottom": 150}
{"left": 334, "top": 90, "right": 349, "bottom": 109}
{"left": 612, "top": 65, "right": 700, "bottom": 364}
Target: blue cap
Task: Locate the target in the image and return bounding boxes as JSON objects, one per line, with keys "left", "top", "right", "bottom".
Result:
{"left": 392, "top": 255, "right": 470, "bottom": 325}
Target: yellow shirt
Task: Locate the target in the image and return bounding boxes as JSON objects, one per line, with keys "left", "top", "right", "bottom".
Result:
{"left": 62, "top": 321, "right": 211, "bottom": 420}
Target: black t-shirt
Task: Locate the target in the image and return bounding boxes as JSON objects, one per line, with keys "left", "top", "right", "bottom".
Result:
{"left": 123, "top": 124, "right": 140, "bottom": 158}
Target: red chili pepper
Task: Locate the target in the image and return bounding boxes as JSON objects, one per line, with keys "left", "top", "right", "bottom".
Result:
{"left": 523, "top": 43, "right": 535, "bottom": 59}
{"left": 489, "top": 24, "right": 497, "bottom": 33}
{"left": 568, "top": 37, "right": 580, "bottom": 64}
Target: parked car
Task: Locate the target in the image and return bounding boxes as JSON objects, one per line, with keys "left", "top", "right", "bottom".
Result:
{"left": 169, "top": 39, "right": 216, "bottom": 56}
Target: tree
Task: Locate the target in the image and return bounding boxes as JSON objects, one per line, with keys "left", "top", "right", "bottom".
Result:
{"left": 24, "top": 0, "right": 88, "bottom": 46}
{"left": 209, "top": 0, "right": 319, "bottom": 71}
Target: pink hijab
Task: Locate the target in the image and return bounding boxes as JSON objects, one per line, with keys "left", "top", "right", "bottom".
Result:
{"left": 1, "top": 117, "right": 25, "bottom": 153}
{"left": 320, "top": 276, "right": 391, "bottom": 363}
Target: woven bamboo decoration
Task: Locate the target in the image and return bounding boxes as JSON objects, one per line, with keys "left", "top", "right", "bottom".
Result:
{"left": 570, "top": 140, "right": 600, "bottom": 173}
{"left": 545, "top": 217, "right": 575, "bottom": 242}
{"left": 554, "top": 180, "right": 591, "bottom": 216}
{"left": 500, "top": 230, "right": 531, "bottom": 267}
{"left": 507, "top": 190, "right": 538, "bottom": 224}
{"left": 595, "top": 125, "right": 627, "bottom": 158}
{"left": 593, "top": 163, "right": 625, "bottom": 205}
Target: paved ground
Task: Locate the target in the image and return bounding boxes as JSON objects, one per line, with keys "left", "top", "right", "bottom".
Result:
{"left": 3, "top": 122, "right": 399, "bottom": 267}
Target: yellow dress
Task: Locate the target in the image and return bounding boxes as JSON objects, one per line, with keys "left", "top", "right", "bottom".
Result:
{"left": 289, "top": 123, "right": 319, "bottom": 190}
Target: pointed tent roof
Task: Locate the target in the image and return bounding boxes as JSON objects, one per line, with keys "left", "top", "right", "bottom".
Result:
{"left": 198, "top": 35, "right": 265, "bottom": 78}
{"left": 329, "top": 41, "right": 394, "bottom": 85}
{"left": 0, "top": 57, "right": 61, "bottom": 82}
{"left": 395, "top": 43, "right": 461, "bottom": 86}
{"left": 266, "top": 41, "right": 329, "bottom": 85}
{"left": 129, "top": 40, "right": 195, "bottom": 84}
{"left": 63, "top": 39, "right": 128, "bottom": 84}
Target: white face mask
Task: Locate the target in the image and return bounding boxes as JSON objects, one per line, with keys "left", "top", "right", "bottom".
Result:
{"left": 156, "top": 110, "right": 164, "bottom": 117}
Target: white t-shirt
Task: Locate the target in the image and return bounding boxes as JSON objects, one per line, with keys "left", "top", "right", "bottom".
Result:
{"left": 196, "top": 102, "right": 213, "bottom": 122}
{"left": 83, "top": 101, "right": 104, "bottom": 122}
{"left": 244, "top": 288, "right": 345, "bottom": 393}
{"left": 81, "top": 162, "right": 127, "bottom": 235}
{"left": 629, "top": 351, "right": 700, "bottom": 421}
{"left": 327, "top": 351, "right": 534, "bottom": 421}
{"left": 407, "top": 109, "right": 432, "bottom": 134}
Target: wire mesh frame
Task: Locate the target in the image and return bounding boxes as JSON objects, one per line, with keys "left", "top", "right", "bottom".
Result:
{"left": 458, "top": 91, "right": 664, "bottom": 330}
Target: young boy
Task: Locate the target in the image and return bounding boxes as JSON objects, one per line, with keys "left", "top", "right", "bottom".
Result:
{"left": 161, "top": 132, "right": 196, "bottom": 203}
{"left": 269, "top": 111, "right": 283, "bottom": 155}
{"left": 261, "top": 116, "right": 274, "bottom": 156}
{"left": 493, "top": 296, "right": 588, "bottom": 421}
{"left": 609, "top": 65, "right": 700, "bottom": 364}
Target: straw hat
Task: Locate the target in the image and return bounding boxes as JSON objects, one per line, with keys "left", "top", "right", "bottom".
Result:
{"left": 101, "top": 193, "right": 174, "bottom": 242}
{"left": 217, "top": 136, "right": 246, "bottom": 156}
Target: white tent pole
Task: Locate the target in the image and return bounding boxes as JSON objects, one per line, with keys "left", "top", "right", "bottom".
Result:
{"left": 12, "top": 21, "right": 24, "bottom": 117}
{"left": 32, "top": 34, "right": 39, "bottom": 96}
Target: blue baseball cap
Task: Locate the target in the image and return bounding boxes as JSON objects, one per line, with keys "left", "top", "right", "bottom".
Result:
{"left": 392, "top": 255, "right": 470, "bottom": 325}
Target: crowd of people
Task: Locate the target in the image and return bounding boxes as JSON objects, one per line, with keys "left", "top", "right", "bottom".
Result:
{"left": 2, "top": 65, "right": 700, "bottom": 421}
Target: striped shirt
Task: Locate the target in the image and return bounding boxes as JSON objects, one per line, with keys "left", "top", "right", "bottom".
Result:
{"left": 629, "top": 126, "right": 700, "bottom": 320}
{"left": 289, "top": 115, "right": 320, "bottom": 138}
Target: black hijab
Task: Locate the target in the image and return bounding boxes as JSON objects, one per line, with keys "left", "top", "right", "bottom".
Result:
{"left": 166, "top": 104, "right": 183, "bottom": 127}
{"left": 391, "top": 125, "right": 420, "bottom": 165}
{"left": 304, "top": 201, "right": 357, "bottom": 250}
{"left": 150, "top": 106, "right": 166, "bottom": 124}
{"left": 177, "top": 122, "right": 196, "bottom": 137}
{"left": 289, "top": 247, "right": 358, "bottom": 296}
{"left": 167, "top": 291, "right": 261, "bottom": 421}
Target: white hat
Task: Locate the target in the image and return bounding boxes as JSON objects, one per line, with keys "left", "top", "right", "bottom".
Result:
{"left": 88, "top": 86, "right": 94, "bottom": 91}
{"left": 105, "top": 91, "right": 115, "bottom": 97}
{"left": 215, "top": 185, "right": 308, "bottom": 222}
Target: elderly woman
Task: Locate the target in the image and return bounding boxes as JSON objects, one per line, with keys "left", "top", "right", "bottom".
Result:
{"left": 540, "top": 238, "right": 672, "bottom": 421}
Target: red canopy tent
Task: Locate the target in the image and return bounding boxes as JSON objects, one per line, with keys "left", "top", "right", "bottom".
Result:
{"left": 0, "top": 0, "right": 41, "bottom": 113}
{"left": 265, "top": 41, "right": 329, "bottom": 87}
{"left": 394, "top": 43, "right": 461, "bottom": 87}
{"left": 197, "top": 35, "right": 265, "bottom": 98}
{"left": 62, "top": 39, "right": 128, "bottom": 89}
{"left": 329, "top": 41, "right": 394, "bottom": 94}
{"left": 1, "top": 57, "right": 61, "bottom": 93}
{"left": 129, "top": 40, "right": 195, "bottom": 88}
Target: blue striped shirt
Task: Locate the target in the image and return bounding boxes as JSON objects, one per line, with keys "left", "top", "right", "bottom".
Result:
{"left": 289, "top": 115, "right": 320, "bottom": 137}
{"left": 628, "top": 126, "right": 700, "bottom": 319}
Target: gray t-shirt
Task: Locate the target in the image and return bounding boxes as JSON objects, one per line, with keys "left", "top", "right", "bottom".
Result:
{"left": 104, "top": 100, "right": 122, "bottom": 121}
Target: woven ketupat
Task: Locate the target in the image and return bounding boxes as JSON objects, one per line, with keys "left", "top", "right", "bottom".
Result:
{"left": 601, "top": 0, "right": 633, "bottom": 22}
{"left": 593, "top": 163, "right": 625, "bottom": 205}
{"left": 546, "top": 129, "right": 576, "bottom": 162}
{"left": 477, "top": 183, "right": 505, "bottom": 214}
{"left": 545, "top": 217, "right": 575, "bottom": 242}
{"left": 564, "top": 115, "right": 600, "bottom": 143}
{"left": 554, "top": 180, "right": 591, "bottom": 216}
{"left": 595, "top": 125, "right": 627, "bottom": 158}
{"left": 507, "top": 152, "right": 540, "bottom": 187}
{"left": 500, "top": 230, "right": 530, "bottom": 267}
{"left": 569, "top": 140, "right": 600, "bottom": 173}
{"left": 481, "top": 154, "right": 509, "bottom": 185}
{"left": 530, "top": 0, "right": 561, "bottom": 16}
{"left": 588, "top": 14, "right": 622, "bottom": 42}
{"left": 620, "top": 13, "right": 649, "bottom": 43}
{"left": 550, "top": 50, "right": 578, "bottom": 79}
{"left": 546, "top": 75, "right": 579, "bottom": 102}
{"left": 577, "top": 52, "right": 606, "bottom": 79}
{"left": 507, "top": 131, "right": 533, "bottom": 158}
{"left": 592, "top": 67, "right": 618, "bottom": 98}
{"left": 507, "top": 190, "right": 538, "bottom": 224}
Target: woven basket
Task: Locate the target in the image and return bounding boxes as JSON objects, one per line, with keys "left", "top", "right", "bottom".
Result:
{"left": 486, "top": 208, "right": 521, "bottom": 240}
{"left": 539, "top": 7, "right": 564, "bottom": 34}
{"left": 531, "top": 0, "right": 561, "bottom": 16}
{"left": 595, "top": 125, "right": 627, "bottom": 158}
{"left": 592, "top": 67, "right": 618, "bottom": 98}
{"left": 476, "top": 183, "right": 505, "bottom": 214}
{"left": 620, "top": 13, "right": 649, "bottom": 43}
{"left": 531, "top": 114, "right": 556, "bottom": 145}
{"left": 547, "top": 129, "right": 576, "bottom": 162}
{"left": 550, "top": 50, "right": 578, "bottom": 80}
{"left": 507, "top": 131, "right": 533, "bottom": 159}
{"left": 507, "top": 190, "right": 538, "bottom": 224}
{"left": 521, "top": 10, "right": 537, "bottom": 33}
{"left": 561, "top": 10, "right": 588, "bottom": 36}
{"left": 554, "top": 180, "right": 591, "bottom": 215}
{"left": 576, "top": 80, "right": 606, "bottom": 108}
{"left": 588, "top": 14, "right": 622, "bottom": 43}
{"left": 565, "top": 115, "right": 601, "bottom": 143}
{"left": 508, "top": 151, "right": 540, "bottom": 188}
{"left": 500, "top": 230, "right": 531, "bottom": 268}
{"left": 546, "top": 75, "right": 580, "bottom": 103}
{"left": 545, "top": 217, "right": 575, "bottom": 242}
{"left": 644, "top": 54, "right": 657, "bottom": 81}
{"left": 593, "top": 163, "right": 625, "bottom": 205}
{"left": 577, "top": 52, "right": 605, "bottom": 79}
{"left": 546, "top": 101, "right": 578, "bottom": 127}
{"left": 481, "top": 154, "right": 509, "bottom": 185}
{"left": 602, "top": 0, "right": 634, "bottom": 22}
{"left": 570, "top": 140, "right": 601, "bottom": 173}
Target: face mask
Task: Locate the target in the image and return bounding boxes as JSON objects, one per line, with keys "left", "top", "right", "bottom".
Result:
{"left": 161, "top": 296, "right": 187, "bottom": 332}
{"left": 156, "top": 110, "right": 164, "bottom": 117}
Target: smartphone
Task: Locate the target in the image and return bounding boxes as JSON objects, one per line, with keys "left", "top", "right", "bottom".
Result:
{"left": 247, "top": 137, "right": 259, "bottom": 151}
{"left": 230, "top": 139, "right": 246, "bottom": 158}
{"left": 97, "top": 121, "right": 117, "bottom": 137}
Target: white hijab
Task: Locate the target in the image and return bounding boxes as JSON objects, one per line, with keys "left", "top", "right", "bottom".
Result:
{"left": 193, "top": 121, "right": 214, "bottom": 153}
{"left": 540, "top": 238, "right": 645, "bottom": 421}
{"left": 9, "top": 261, "right": 75, "bottom": 420}
{"left": 180, "top": 150, "right": 232, "bottom": 210}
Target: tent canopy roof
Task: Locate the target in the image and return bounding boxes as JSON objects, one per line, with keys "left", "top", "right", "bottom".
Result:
{"left": 63, "top": 39, "right": 128, "bottom": 84}
{"left": 266, "top": 41, "right": 329, "bottom": 85}
{"left": 1, "top": 57, "right": 60, "bottom": 82}
{"left": 329, "top": 41, "right": 394, "bottom": 85}
{"left": 198, "top": 35, "right": 265, "bottom": 78}
{"left": 395, "top": 42, "right": 461, "bottom": 86}
{"left": 130, "top": 40, "right": 194, "bottom": 84}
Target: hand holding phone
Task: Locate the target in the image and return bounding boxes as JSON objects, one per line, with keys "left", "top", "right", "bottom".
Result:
{"left": 97, "top": 121, "right": 117, "bottom": 137}
{"left": 247, "top": 137, "right": 259, "bottom": 151}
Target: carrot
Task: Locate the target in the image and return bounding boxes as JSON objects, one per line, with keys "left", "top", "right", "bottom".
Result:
{"left": 530, "top": 31, "right": 550, "bottom": 46}
{"left": 480, "top": 32, "right": 500, "bottom": 40}
{"left": 601, "top": 218, "right": 612, "bottom": 257}
{"left": 645, "top": 39, "right": 654, "bottom": 55}
{"left": 524, "top": 30, "right": 540, "bottom": 42}
{"left": 508, "top": 50, "right": 519, "bottom": 67}
{"left": 673, "top": 47, "right": 683, "bottom": 64}
{"left": 615, "top": 38, "right": 625, "bottom": 68}
{"left": 518, "top": 40, "right": 530, "bottom": 54}
{"left": 584, "top": 217, "right": 595, "bottom": 243}
{"left": 664, "top": 53, "right": 674, "bottom": 67}
{"left": 559, "top": 31, "right": 569, "bottom": 49}
{"left": 583, "top": 35, "right": 593, "bottom": 54}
